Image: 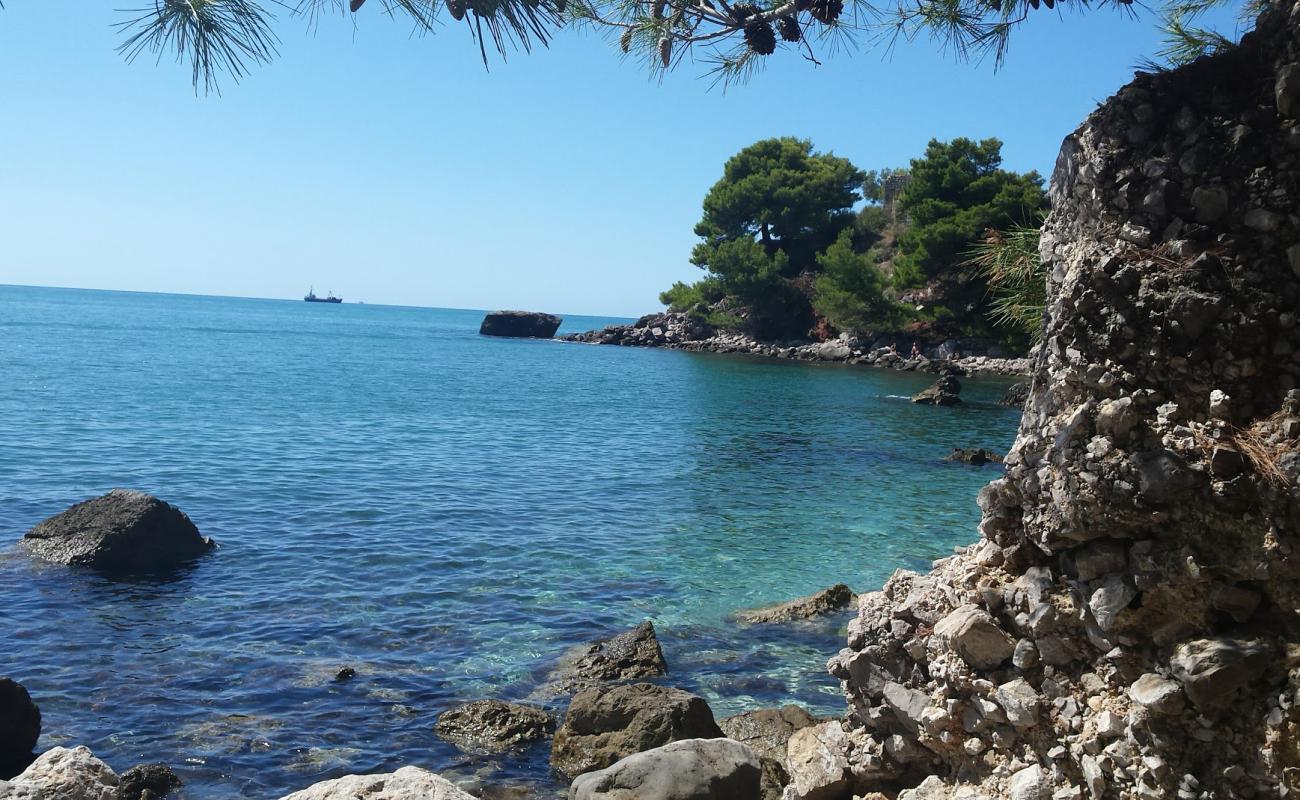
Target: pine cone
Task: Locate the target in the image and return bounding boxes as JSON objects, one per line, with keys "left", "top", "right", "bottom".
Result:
{"left": 658, "top": 35, "right": 672, "bottom": 67}
{"left": 621, "top": 28, "right": 635, "bottom": 52}
{"left": 807, "top": 0, "right": 841, "bottom": 24}
{"left": 447, "top": 0, "right": 466, "bottom": 19}
{"left": 777, "top": 15, "right": 801, "bottom": 41}
{"left": 730, "top": 2, "right": 760, "bottom": 21}
{"left": 350, "top": 0, "right": 366, "bottom": 10}
{"left": 653, "top": 0, "right": 667, "bottom": 17}
{"left": 744, "top": 20, "right": 776, "bottom": 54}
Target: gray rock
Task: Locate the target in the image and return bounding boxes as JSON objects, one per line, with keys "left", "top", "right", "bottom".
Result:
{"left": 1095, "top": 397, "right": 1139, "bottom": 440}
{"left": 538, "top": 621, "right": 668, "bottom": 697}
{"left": 0, "top": 679, "right": 40, "bottom": 776}
{"left": 1001, "top": 381, "right": 1030, "bottom": 409}
{"left": 434, "top": 700, "right": 554, "bottom": 753}
{"left": 933, "top": 605, "right": 1015, "bottom": 670}
{"left": 118, "top": 764, "right": 182, "bottom": 800}
{"left": 1128, "top": 673, "right": 1185, "bottom": 715}
{"left": 1170, "top": 638, "right": 1273, "bottom": 710}
{"left": 21, "top": 490, "right": 215, "bottom": 573}
{"left": 1088, "top": 575, "right": 1137, "bottom": 631}
{"left": 277, "top": 766, "right": 475, "bottom": 799}
{"left": 1069, "top": 539, "right": 1128, "bottom": 582}
{"left": 1009, "top": 764, "right": 1050, "bottom": 800}
{"left": 569, "top": 738, "right": 761, "bottom": 800}
{"left": 479, "top": 310, "right": 563, "bottom": 338}
{"left": 719, "top": 706, "right": 816, "bottom": 800}
{"left": 735, "top": 585, "right": 855, "bottom": 624}
{"left": 0, "top": 746, "right": 119, "bottom": 800}
{"left": 912, "top": 376, "right": 962, "bottom": 406}
{"left": 1209, "top": 583, "right": 1261, "bottom": 623}
{"left": 1278, "top": 63, "right": 1300, "bottom": 117}
{"left": 994, "top": 678, "right": 1041, "bottom": 729}
{"left": 881, "top": 682, "right": 931, "bottom": 735}
{"left": 1243, "top": 208, "right": 1283, "bottom": 233}
{"left": 782, "top": 722, "right": 853, "bottom": 800}
{"left": 550, "top": 683, "right": 724, "bottom": 779}
{"left": 1191, "top": 186, "right": 1229, "bottom": 223}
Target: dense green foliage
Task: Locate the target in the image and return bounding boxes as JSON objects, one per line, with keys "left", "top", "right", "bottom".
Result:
{"left": 891, "top": 138, "right": 1047, "bottom": 289}
{"left": 811, "top": 230, "right": 899, "bottom": 333}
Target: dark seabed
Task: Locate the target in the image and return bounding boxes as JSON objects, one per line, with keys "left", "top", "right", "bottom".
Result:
{"left": 0, "top": 284, "right": 1021, "bottom": 797}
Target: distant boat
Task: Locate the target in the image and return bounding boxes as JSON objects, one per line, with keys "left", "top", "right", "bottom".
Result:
{"left": 304, "top": 286, "right": 342, "bottom": 304}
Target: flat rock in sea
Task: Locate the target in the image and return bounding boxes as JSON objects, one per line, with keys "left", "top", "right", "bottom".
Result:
{"left": 569, "top": 738, "right": 762, "bottom": 800}
{"left": 118, "top": 763, "right": 182, "bottom": 800}
{"left": 434, "top": 699, "right": 554, "bottom": 753}
{"left": 734, "top": 585, "right": 855, "bottom": 624}
{"left": 535, "top": 621, "right": 667, "bottom": 698}
{"left": 550, "top": 683, "right": 724, "bottom": 779}
{"left": 21, "top": 490, "right": 215, "bottom": 574}
{"left": 718, "top": 705, "right": 818, "bottom": 800}
{"left": 277, "top": 766, "right": 475, "bottom": 800}
{"left": 0, "top": 678, "right": 41, "bottom": 779}
{"left": 479, "top": 311, "right": 563, "bottom": 338}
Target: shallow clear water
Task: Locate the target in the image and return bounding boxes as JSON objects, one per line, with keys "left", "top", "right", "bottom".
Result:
{"left": 0, "top": 284, "right": 1020, "bottom": 797}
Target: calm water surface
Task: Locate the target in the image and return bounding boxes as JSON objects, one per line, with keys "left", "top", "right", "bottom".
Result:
{"left": 0, "top": 285, "right": 1020, "bottom": 797}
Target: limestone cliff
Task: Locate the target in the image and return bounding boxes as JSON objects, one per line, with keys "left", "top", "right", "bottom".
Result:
{"left": 811, "top": 3, "right": 1300, "bottom": 798}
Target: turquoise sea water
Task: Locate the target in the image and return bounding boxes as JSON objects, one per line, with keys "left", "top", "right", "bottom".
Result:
{"left": 0, "top": 284, "right": 1020, "bottom": 797}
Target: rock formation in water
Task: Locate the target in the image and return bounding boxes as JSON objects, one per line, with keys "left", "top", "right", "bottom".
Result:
{"left": 535, "top": 620, "right": 669, "bottom": 698}
{"left": 911, "top": 375, "right": 963, "bottom": 406}
{"left": 434, "top": 699, "right": 555, "bottom": 753}
{"left": 21, "top": 490, "right": 215, "bottom": 573}
{"left": 798, "top": 4, "right": 1300, "bottom": 798}
{"left": 735, "top": 585, "right": 857, "bottom": 624}
{"left": 479, "top": 310, "right": 563, "bottom": 338}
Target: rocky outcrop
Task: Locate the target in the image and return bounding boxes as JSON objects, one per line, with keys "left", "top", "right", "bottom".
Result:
{"left": 0, "top": 746, "right": 119, "bottom": 800}
{"left": 0, "top": 679, "right": 40, "bottom": 779}
{"left": 118, "top": 763, "right": 182, "bottom": 800}
{"left": 21, "top": 490, "right": 215, "bottom": 573}
{"left": 1001, "top": 381, "right": 1031, "bottom": 409}
{"left": 719, "top": 706, "right": 818, "bottom": 800}
{"left": 550, "top": 683, "right": 725, "bottom": 779}
{"left": 479, "top": 311, "right": 563, "bottom": 338}
{"left": 823, "top": 4, "right": 1300, "bottom": 798}
{"left": 911, "top": 376, "right": 962, "bottom": 406}
{"left": 434, "top": 699, "right": 554, "bottom": 753}
{"left": 536, "top": 621, "right": 668, "bottom": 697}
{"left": 277, "top": 766, "right": 475, "bottom": 800}
{"left": 568, "top": 738, "right": 762, "bottom": 800}
{"left": 943, "top": 448, "right": 1004, "bottom": 466}
{"left": 735, "top": 585, "right": 856, "bottom": 624}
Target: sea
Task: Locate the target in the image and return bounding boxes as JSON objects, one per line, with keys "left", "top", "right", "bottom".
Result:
{"left": 0, "top": 284, "right": 1022, "bottom": 797}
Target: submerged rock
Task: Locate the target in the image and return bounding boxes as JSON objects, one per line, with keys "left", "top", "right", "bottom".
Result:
{"left": 943, "top": 448, "right": 1003, "bottom": 466}
{"left": 479, "top": 311, "right": 562, "bottom": 338}
{"left": 434, "top": 699, "right": 554, "bottom": 753}
{"left": 568, "top": 738, "right": 762, "bottom": 800}
{"left": 734, "top": 585, "right": 855, "bottom": 624}
{"left": 911, "top": 376, "right": 962, "bottom": 406}
{"left": 0, "top": 746, "right": 119, "bottom": 800}
{"left": 550, "top": 683, "right": 724, "bottom": 779}
{"left": 21, "top": 490, "right": 215, "bottom": 573}
{"left": 277, "top": 766, "right": 475, "bottom": 800}
{"left": 537, "top": 621, "right": 668, "bottom": 697}
{"left": 719, "top": 706, "right": 817, "bottom": 800}
{"left": 0, "top": 678, "right": 40, "bottom": 779}
{"left": 118, "top": 763, "right": 182, "bottom": 800}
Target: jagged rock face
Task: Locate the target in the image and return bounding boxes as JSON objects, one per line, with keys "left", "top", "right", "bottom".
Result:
{"left": 824, "top": 4, "right": 1300, "bottom": 799}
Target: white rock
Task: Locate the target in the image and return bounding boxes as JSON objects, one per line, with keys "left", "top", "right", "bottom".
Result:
{"left": 783, "top": 722, "right": 852, "bottom": 800}
{"left": 0, "top": 746, "right": 119, "bottom": 800}
{"left": 1009, "top": 764, "right": 1050, "bottom": 800}
{"left": 933, "top": 605, "right": 1015, "bottom": 670}
{"left": 277, "top": 766, "right": 475, "bottom": 800}
{"left": 995, "top": 679, "right": 1042, "bottom": 729}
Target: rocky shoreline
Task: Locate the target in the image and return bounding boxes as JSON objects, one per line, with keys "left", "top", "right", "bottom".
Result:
{"left": 561, "top": 312, "right": 1031, "bottom": 378}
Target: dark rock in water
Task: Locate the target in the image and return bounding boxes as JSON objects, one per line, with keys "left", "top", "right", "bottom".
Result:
{"left": 550, "top": 683, "right": 725, "bottom": 779}
{"left": 537, "top": 621, "right": 667, "bottom": 697}
{"left": 719, "top": 706, "right": 817, "bottom": 800}
{"left": 911, "top": 375, "right": 962, "bottom": 405}
{"left": 333, "top": 666, "right": 357, "bottom": 682}
{"left": 21, "top": 490, "right": 215, "bottom": 573}
{"left": 569, "top": 738, "right": 762, "bottom": 800}
{"left": 479, "top": 310, "right": 562, "bottom": 338}
{"left": 434, "top": 699, "right": 554, "bottom": 753}
{"left": 735, "top": 585, "right": 855, "bottom": 624}
{"left": 119, "top": 763, "right": 183, "bottom": 800}
{"left": 1000, "top": 381, "right": 1030, "bottom": 409}
{"left": 944, "top": 448, "right": 1004, "bottom": 466}
{"left": 0, "top": 678, "right": 40, "bottom": 779}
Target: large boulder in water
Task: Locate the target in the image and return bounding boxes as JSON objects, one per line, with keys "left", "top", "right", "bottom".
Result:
{"left": 550, "top": 683, "right": 725, "bottom": 779}
{"left": 911, "top": 375, "right": 962, "bottom": 405}
{"left": 277, "top": 766, "right": 475, "bottom": 800}
{"left": 569, "top": 738, "right": 762, "bottom": 800}
{"left": 0, "top": 746, "right": 120, "bottom": 800}
{"left": 434, "top": 699, "right": 554, "bottom": 753}
{"left": 0, "top": 679, "right": 40, "bottom": 779}
{"left": 117, "top": 763, "right": 182, "bottom": 800}
{"left": 21, "top": 490, "right": 214, "bottom": 573}
{"left": 535, "top": 621, "right": 668, "bottom": 698}
{"left": 479, "top": 310, "right": 562, "bottom": 338}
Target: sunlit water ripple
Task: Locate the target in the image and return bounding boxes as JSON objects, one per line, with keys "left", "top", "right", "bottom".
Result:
{"left": 0, "top": 284, "right": 1021, "bottom": 798}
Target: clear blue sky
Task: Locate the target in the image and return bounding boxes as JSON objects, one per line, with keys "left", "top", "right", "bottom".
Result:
{"left": 0, "top": 3, "right": 1243, "bottom": 316}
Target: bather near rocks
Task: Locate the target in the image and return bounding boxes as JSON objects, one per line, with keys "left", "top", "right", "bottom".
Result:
{"left": 569, "top": 738, "right": 762, "bottom": 800}
{"left": 734, "top": 585, "right": 855, "bottom": 624}
{"left": 434, "top": 699, "right": 554, "bottom": 753}
{"left": 21, "top": 490, "right": 214, "bottom": 573}
{"left": 479, "top": 310, "right": 563, "bottom": 338}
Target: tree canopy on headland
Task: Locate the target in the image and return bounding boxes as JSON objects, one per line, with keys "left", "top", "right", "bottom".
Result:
{"left": 11, "top": 0, "right": 1261, "bottom": 93}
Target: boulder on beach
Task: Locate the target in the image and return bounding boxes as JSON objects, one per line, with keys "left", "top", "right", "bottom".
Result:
{"left": 536, "top": 621, "right": 668, "bottom": 698}
{"left": 434, "top": 699, "right": 554, "bottom": 753}
{"left": 277, "top": 766, "right": 474, "bottom": 800}
{"left": 944, "top": 448, "right": 1004, "bottom": 466}
{"left": 550, "top": 683, "right": 725, "bottom": 779}
{"left": 569, "top": 738, "right": 762, "bottom": 800}
{"left": 911, "top": 375, "right": 962, "bottom": 405}
{"left": 479, "top": 311, "right": 563, "bottom": 338}
{"left": 734, "top": 585, "right": 855, "bottom": 624}
{"left": 0, "top": 746, "right": 120, "bottom": 800}
{"left": 0, "top": 678, "right": 41, "bottom": 780}
{"left": 21, "top": 490, "right": 215, "bottom": 573}
{"left": 118, "top": 763, "right": 182, "bottom": 800}
{"left": 718, "top": 706, "right": 817, "bottom": 800}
